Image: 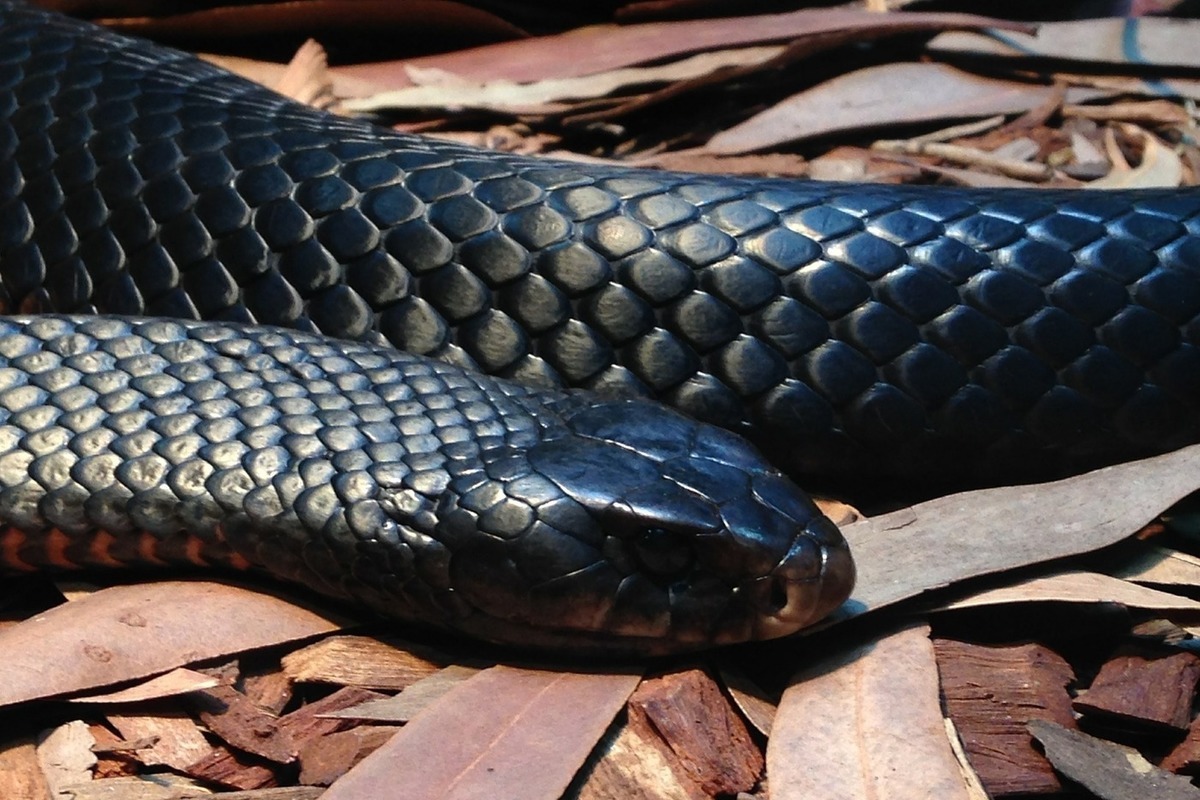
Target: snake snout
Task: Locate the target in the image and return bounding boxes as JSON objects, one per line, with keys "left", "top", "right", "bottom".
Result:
{"left": 754, "top": 518, "right": 855, "bottom": 641}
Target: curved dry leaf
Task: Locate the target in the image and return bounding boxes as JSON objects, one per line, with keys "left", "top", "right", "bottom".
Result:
{"left": 36, "top": 721, "right": 96, "bottom": 797}
{"left": 1110, "top": 546, "right": 1200, "bottom": 586}
{"left": 1028, "top": 720, "right": 1200, "bottom": 800}
{"left": 770, "top": 625, "right": 971, "bottom": 800}
{"left": 1087, "top": 125, "right": 1182, "bottom": 188}
{"left": 337, "top": 9, "right": 1025, "bottom": 91}
{"left": 0, "top": 580, "right": 347, "bottom": 708}
{"left": 67, "top": 668, "right": 220, "bottom": 704}
{"left": 943, "top": 570, "right": 1200, "bottom": 612}
{"left": 829, "top": 443, "right": 1200, "bottom": 623}
{"left": 708, "top": 63, "right": 1105, "bottom": 154}
{"left": 323, "top": 666, "right": 641, "bottom": 800}
{"left": 929, "top": 18, "right": 1200, "bottom": 69}
{"left": 346, "top": 46, "right": 784, "bottom": 112}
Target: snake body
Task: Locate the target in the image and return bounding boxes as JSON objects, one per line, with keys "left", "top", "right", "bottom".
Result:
{"left": 1, "top": 1, "right": 1200, "bottom": 650}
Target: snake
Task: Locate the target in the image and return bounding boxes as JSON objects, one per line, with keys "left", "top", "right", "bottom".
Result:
{"left": 0, "top": 1, "right": 1198, "bottom": 653}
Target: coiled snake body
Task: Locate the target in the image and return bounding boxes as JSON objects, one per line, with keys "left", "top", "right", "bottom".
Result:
{"left": 0, "top": 1, "right": 1197, "bottom": 652}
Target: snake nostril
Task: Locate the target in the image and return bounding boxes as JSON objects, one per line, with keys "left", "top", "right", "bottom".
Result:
{"left": 769, "top": 575, "right": 790, "bottom": 613}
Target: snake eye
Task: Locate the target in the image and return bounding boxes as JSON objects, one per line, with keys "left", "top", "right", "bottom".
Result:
{"left": 632, "top": 526, "right": 693, "bottom": 578}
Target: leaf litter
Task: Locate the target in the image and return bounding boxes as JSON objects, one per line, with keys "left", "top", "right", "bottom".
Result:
{"left": 7, "top": 3, "right": 1200, "bottom": 799}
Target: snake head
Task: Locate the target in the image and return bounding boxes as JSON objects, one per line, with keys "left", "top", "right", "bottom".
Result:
{"left": 433, "top": 398, "right": 855, "bottom": 655}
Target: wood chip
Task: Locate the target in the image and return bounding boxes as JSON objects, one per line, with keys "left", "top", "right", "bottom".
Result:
{"left": 297, "top": 725, "right": 401, "bottom": 786}
{"left": 243, "top": 670, "right": 295, "bottom": 716}
{"left": 626, "top": 669, "right": 762, "bottom": 796}
{"left": 280, "top": 635, "right": 441, "bottom": 690}
{"left": 573, "top": 709, "right": 709, "bottom": 800}
{"left": 1, "top": 734, "right": 52, "bottom": 800}
{"left": 277, "top": 687, "right": 390, "bottom": 750}
{"left": 770, "top": 624, "right": 970, "bottom": 800}
{"left": 187, "top": 685, "right": 297, "bottom": 764}
{"left": 1074, "top": 648, "right": 1200, "bottom": 731}
{"left": 1163, "top": 712, "right": 1200, "bottom": 773}
{"left": 107, "top": 707, "right": 213, "bottom": 772}
{"left": 321, "top": 664, "right": 482, "bottom": 723}
{"left": 935, "top": 640, "right": 1076, "bottom": 795}
{"left": 322, "top": 666, "right": 640, "bottom": 800}
{"left": 185, "top": 745, "right": 279, "bottom": 791}
{"left": 1028, "top": 719, "right": 1200, "bottom": 799}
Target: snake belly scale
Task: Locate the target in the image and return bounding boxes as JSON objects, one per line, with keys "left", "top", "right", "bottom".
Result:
{"left": 0, "top": 0, "right": 1198, "bottom": 651}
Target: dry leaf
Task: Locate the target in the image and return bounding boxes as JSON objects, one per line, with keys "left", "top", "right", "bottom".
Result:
{"left": 943, "top": 570, "right": 1200, "bottom": 612}
{"left": 338, "top": 9, "right": 1025, "bottom": 90}
{"left": 37, "top": 721, "right": 97, "bottom": 796}
{"left": 831, "top": 443, "right": 1200, "bottom": 622}
{"left": 929, "top": 18, "right": 1200, "bottom": 69}
{"left": 1028, "top": 719, "right": 1200, "bottom": 799}
{"left": 0, "top": 580, "right": 346, "bottom": 708}
{"left": 708, "top": 63, "right": 1105, "bottom": 154}
{"left": 67, "top": 668, "right": 220, "bottom": 704}
{"left": 347, "top": 46, "right": 785, "bottom": 113}
{"left": 770, "top": 624, "right": 970, "bottom": 800}
{"left": 322, "top": 666, "right": 641, "bottom": 800}
{"left": 1087, "top": 125, "right": 1183, "bottom": 188}
{"left": 1110, "top": 546, "right": 1200, "bottom": 586}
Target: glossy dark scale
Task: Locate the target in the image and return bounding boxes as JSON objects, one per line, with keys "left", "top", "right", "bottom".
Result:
{"left": 2, "top": 2, "right": 1200, "bottom": 498}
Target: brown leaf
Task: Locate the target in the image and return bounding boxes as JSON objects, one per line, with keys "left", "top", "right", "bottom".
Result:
{"left": 0, "top": 580, "right": 346, "bottom": 708}
{"left": 66, "top": 667, "right": 220, "bottom": 704}
{"left": 944, "top": 570, "right": 1200, "bottom": 612}
{"left": 1110, "top": 545, "right": 1200, "bottom": 586}
{"left": 322, "top": 665, "right": 640, "bottom": 800}
{"left": 337, "top": 9, "right": 1026, "bottom": 91}
{"left": 37, "top": 721, "right": 96, "bottom": 797}
{"left": 345, "top": 46, "right": 785, "bottom": 113}
{"left": 708, "top": 63, "right": 1106, "bottom": 154}
{"left": 769, "top": 624, "right": 971, "bottom": 800}
{"left": 829, "top": 443, "right": 1200, "bottom": 622}
{"left": 1088, "top": 125, "right": 1183, "bottom": 188}
{"left": 929, "top": 18, "right": 1200, "bottom": 69}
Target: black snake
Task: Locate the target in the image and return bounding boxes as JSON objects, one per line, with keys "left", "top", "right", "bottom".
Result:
{"left": 0, "top": 1, "right": 1197, "bottom": 653}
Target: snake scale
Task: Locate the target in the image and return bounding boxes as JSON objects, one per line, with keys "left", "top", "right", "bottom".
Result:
{"left": 0, "top": 1, "right": 1198, "bottom": 653}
